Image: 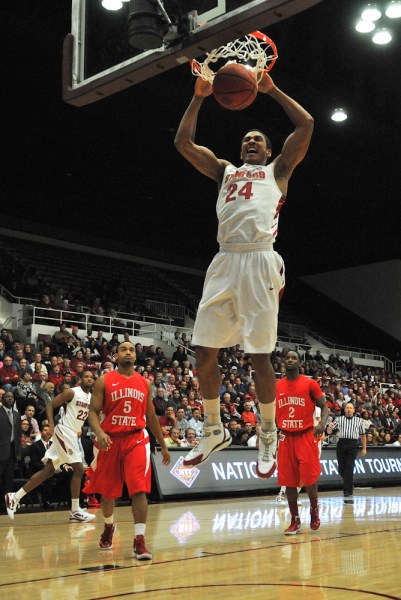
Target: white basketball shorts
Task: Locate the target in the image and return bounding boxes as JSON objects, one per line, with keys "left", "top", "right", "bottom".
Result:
{"left": 43, "top": 424, "right": 83, "bottom": 470}
{"left": 192, "top": 243, "right": 285, "bottom": 353}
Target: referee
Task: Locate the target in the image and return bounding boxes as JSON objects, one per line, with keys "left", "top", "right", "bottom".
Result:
{"left": 326, "top": 401, "right": 367, "bottom": 504}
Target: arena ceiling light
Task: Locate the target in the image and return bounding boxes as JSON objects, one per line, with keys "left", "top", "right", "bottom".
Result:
{"left": 331, "top": 108, "right": 348, "bottom": 122}
{"left": 361, "top": 4, "right": 382, "bottom": 20}
{"left": 355, "top": 19, "right": 376, "bottom": 31}
{"left": 372, "top": 27, "right": 393, "bottom": 42}
{"left": 385, "top": 1, "right": 401, "bottom": 17}
{"left": 102, "top": 0, "right": 123, "bottom": 9}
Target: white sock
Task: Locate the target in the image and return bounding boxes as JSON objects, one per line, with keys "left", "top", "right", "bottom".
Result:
{"left": 260, "top": 402, "right": 276, "bottom": 432}
{"left": 135, "top": 523, "right": 146, "bottom": 537}
{"left": 202, "top": 398, "right": 221, "bottom": 425}
{"left": 104, "top": 515, "right": 114, "bottom": 525}
{"left": 15, "top": 489, "right": 27, "bottom": 502}
{"left": 71, "top": 498, "right": 80, "bottom": 512}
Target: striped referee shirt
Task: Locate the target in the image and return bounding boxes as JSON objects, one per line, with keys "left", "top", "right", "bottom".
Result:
{"left": 331, "top": 416, "right": 366, "bottom": 440}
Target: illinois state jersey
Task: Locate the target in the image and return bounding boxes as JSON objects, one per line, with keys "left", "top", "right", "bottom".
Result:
{"left": 59, "top": 385, "right": 91, "bottom": 434}
{"left": 276, "top": 375, "right": 322, "bottom": 432}
{"left": 216, "top": 163, "right": 285, "bottom": 245}
{"left": 101, "top": 370, "right": 148, "bottom": 435}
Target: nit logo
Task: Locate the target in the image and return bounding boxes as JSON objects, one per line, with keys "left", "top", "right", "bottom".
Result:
{"left": 170, "top": 456, "right": 200, "bottom": 488}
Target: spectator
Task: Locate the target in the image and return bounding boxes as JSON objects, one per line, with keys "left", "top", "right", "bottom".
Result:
{"left": 188, "top": 407, "right": 204, "bottom": 439}
{"left": 0, "top": 339, "right": 6, "bottom": 363}
{"left": 0, "top": 391, "right": 22, "bottom": 514}
{"left": 182, "top": 427, "right": 199, "bottom": 448}
{"left": 227, "top": 419, "right": 242, "bottom": 445}
{"left": 171, "top": 345, "right": 188, "bottom": 366}
{"left": 175, "top": 406, "right": 190, "bottom": 438}
{"left": 165, "top": 426, "right": 184, "bottom": 447}
{"left": 36, "top": 294, "right": 59, "bottom": 326}
{"left": 241, "top": 401, "right": 259, "bottom": 427}
{"left": 16, "top": 357, "right": 33, "bottom": 379}
{"left": 0, "top": 356, "right": 20, "bottom": 391}
{"left": 14, "top": 372, "right": 37, "bottom": 410}
{"left": 21, "top": 404, "right": 40, "bottom": 439}
{"left": 247, "top": 423, "right": 261, "bottom": 447}
{"left": 83, "top": 349, "right": 100, "bottom": 374}
{"left": 20, "top": 418, "right": 35, "bottom": 463}
{"left": 47, "top": 365, "right": 64, "bottom": 389}
{"left": 158, "top": 406, "right": 176, "bottom": 432}
{"left": 0, "top": 329, "right": 13, "bottom": 352}
{"left": 31, "top": 352, "right": 48, "bottom": 374}
{"left": 153, "top": 386, "right": 169, "bottom": 416}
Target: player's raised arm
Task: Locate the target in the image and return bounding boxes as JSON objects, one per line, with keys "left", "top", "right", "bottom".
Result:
{"left": 174, "top": 78, "right": 230, "bottom": 184}
{"left": 258, "top": 72, "right": 314, "bottom": 191}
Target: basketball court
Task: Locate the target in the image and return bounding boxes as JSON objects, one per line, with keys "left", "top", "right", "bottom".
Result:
{"left": 1, "top": 487, "right": 401, "bottom": 599}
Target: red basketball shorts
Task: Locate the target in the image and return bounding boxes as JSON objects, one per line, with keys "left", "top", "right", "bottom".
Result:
{"left": 83, "top": 429, "right": 151, "bottom": 499}
{"left": 277, "top": 428, "right": 321, "bottom": 488}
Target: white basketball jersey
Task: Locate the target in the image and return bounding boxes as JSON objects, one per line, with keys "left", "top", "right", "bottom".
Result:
{"left": 59, "top": 386, "right": 91, "bottom": 434}
{"left": 216, "top": 163, "right": 284, "bottom": 245}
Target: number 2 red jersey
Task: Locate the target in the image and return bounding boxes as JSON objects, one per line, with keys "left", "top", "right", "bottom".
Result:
{"left": 101, "top": 370, "right": 148, "bottom": 435}
{"left": 276, "top": 374, "right": 322, "bottom": 432}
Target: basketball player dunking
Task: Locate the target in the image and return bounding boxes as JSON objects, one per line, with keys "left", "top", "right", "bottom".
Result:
{"left": 174, "top": 72, "right": 314, "bottom": 476}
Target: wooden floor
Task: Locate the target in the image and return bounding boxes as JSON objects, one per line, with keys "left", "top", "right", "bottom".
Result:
{"left": 1, "top": 487, "right": 401, "bottom": 600}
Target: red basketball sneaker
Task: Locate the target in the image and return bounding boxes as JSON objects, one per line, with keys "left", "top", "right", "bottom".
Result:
{"left": 284, "top": 516, "right": 301, "bottom": 535}
{"left": 133, "top": 535, "right": 152, "bottom": 560}
{"left": 99, "top": 524, "right": 115, "bottom": 550}
{"left": 310, "top": 506, "right": 320, "bottom": 531}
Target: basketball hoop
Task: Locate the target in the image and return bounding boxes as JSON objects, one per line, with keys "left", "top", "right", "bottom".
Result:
{"left": 191, "top": 31, "right": 278, "bottom": 84}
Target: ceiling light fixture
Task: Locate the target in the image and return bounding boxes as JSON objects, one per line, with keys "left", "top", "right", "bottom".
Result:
{"left": 101, "top": 0, "right": 123, "bottom": 10}
{"left": 372, "top": 27, "right": 393, "bottom": 42}
{"left": 331, "top": 108, "right": 348, "bottom": 122}
{"left": 356, "top": 19, "right": 376, "bottom": 31}
{"left": 361, "top": 4, "right": 382, "bottom": 20}
{"left": 385, "top": 1, "right": 401, "bottom": 17}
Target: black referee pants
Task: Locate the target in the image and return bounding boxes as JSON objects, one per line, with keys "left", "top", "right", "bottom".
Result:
{"left": 336, "top": 439, "right": 359, "bottom": 496}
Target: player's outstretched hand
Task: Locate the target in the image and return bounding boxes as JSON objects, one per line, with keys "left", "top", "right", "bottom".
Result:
{"left": 258, "top": 72, "right": 275, "bottom": 94}
{"left": 194, "top": 77, "right": 213, "bottom": 98}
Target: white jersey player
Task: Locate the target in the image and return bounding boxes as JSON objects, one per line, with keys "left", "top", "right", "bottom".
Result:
{"left": 5, "top": 371, "right": 96, "bottom": 523}
{"left": 175, "top": 72, "right": 313, "bottom": 475}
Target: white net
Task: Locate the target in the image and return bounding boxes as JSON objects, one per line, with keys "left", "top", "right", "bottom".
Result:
{"left": 191, "top": 32, "right": 277, "bottom": 84}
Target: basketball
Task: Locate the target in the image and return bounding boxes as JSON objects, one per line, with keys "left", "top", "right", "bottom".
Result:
{"left": 212, "top": 63, "right": 257, "bottom": 111}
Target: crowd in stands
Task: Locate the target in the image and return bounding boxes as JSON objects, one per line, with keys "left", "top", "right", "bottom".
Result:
{"left": 1, "top": 322, "right": 401, "bottom": 507}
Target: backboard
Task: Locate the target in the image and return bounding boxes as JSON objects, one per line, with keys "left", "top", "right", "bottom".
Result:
{"left": 63, "top": 0, "right": 323, "bottom": 106}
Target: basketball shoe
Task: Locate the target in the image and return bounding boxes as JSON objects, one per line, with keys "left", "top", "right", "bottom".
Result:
{"left": 87, "top": 495, "right": 101, "bottom": 508}
{"left": 183, "top": 423, "right": 231, "bottom": 467}
{"left": 5, "top": 493, "right": 20, "bottom": 520}
{"left": 276, "top": 490, "right": 286, "bottom": 503}
{"left": 343, "top": 497, "right": 354, "bottom": 504}
{"left": 69, "top": 508, "right": 96, "bottom": 523}
{"left": 99, "top": 524, "right": 115, "bottom": 550}
{"left": 133, "top": 535, "right": 152, "bottom": 560}
{"left": 310, "top": 506, "right": 320, "bottom": 531}
{"left": 256, "top": 430, "right": 277, "bottom": 478}
{"left": 284, "top": 516, "right": 301, "bottom": 535}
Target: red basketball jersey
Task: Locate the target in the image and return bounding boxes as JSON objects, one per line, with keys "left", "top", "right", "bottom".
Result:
{"left": 101, "top": 370, "right": 148, "bottom": 435}
{"left": 276, "top": 375, "right": 322, "bottom": 432}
